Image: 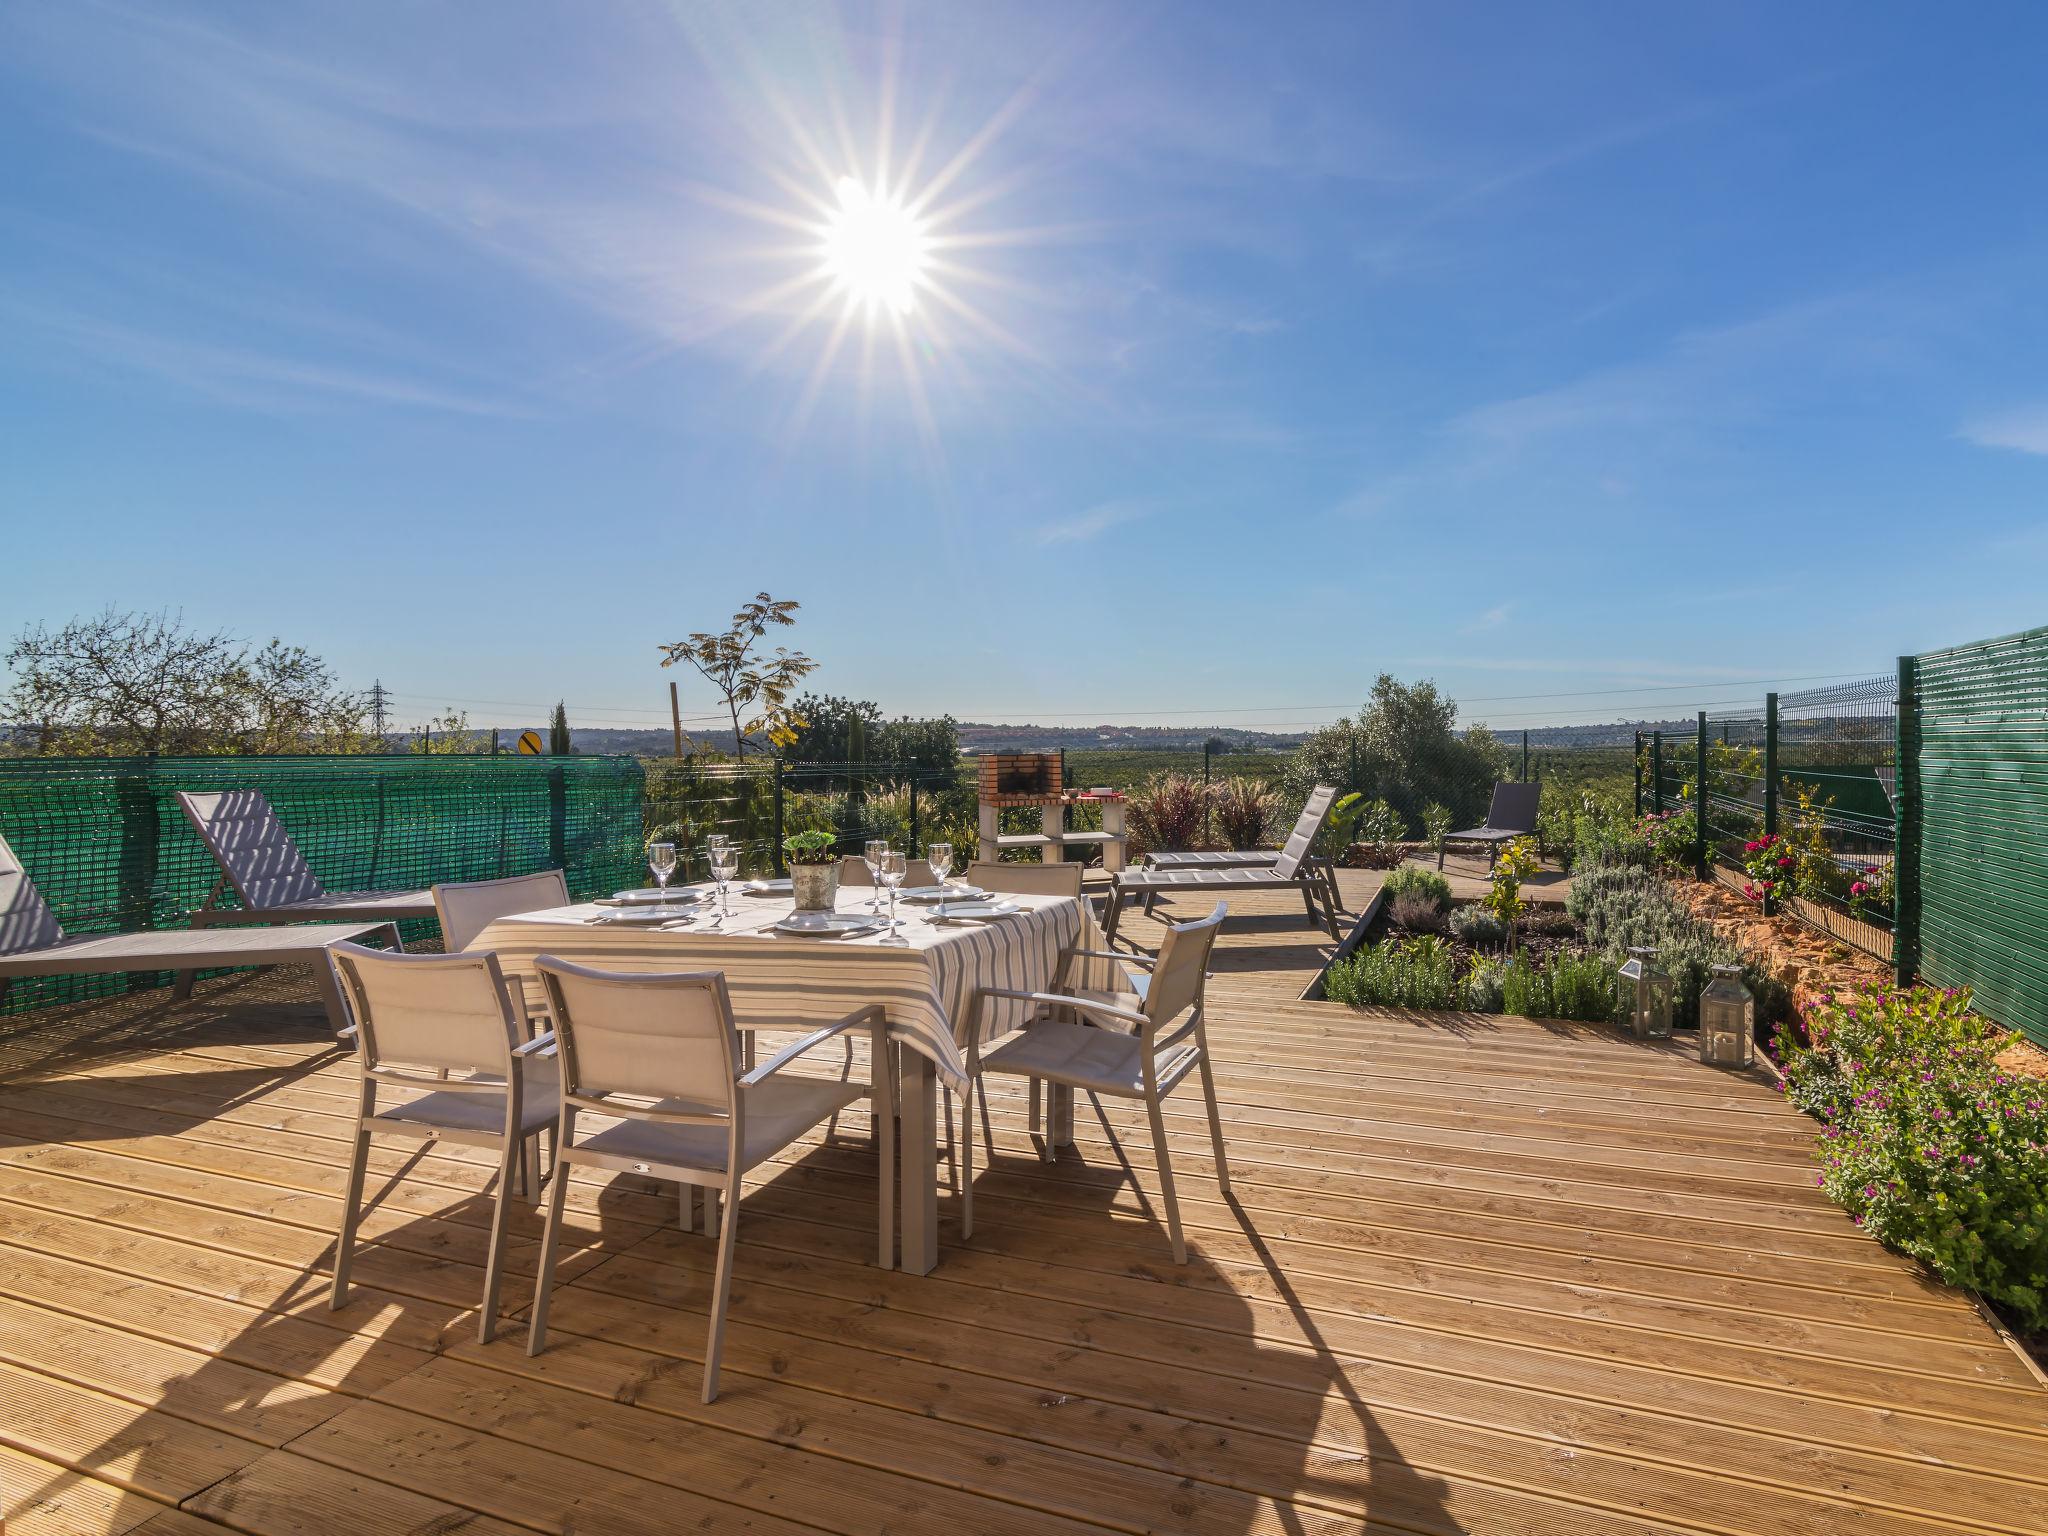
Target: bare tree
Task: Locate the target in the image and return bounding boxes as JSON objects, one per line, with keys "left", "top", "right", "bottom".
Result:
{"left": 659, "top": 593, "right": 817, "bottom": 755}
{"left": 4, "top": 609, "right": 374, "bottom": 756}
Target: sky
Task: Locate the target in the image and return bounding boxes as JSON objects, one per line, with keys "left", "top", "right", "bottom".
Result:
{"left": 3, "top": 0, "right": 2047, "bottom": 739}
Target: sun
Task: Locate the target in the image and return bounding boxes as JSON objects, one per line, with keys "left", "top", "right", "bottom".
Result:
{"left": 819, "top": 176, "right": 929, "bottom": 316}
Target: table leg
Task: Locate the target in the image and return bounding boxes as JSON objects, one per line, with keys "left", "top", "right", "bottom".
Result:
{"left": 1047, "top": 1082, "right": 1075, "bottom": 1149}
{"left": 898, "top": 1049, "right": 940, "bottom": 1275}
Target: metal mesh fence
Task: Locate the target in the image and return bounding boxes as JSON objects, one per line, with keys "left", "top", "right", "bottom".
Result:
{"left": 0, "top": 754, "right": 645, "bottom": 1015}
{"left": 1912, "top": 625, "right": 2048, "bottom": 1046}
{"left": 1775, "top": 676, "right": 1897, "bottom": 961}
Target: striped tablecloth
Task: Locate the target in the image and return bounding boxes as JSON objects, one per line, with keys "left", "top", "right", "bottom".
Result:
{"left": 472, "top": 886, "right": 1136, "bottom": 1097}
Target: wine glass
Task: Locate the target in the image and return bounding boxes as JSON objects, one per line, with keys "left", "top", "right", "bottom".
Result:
{"left": 926, "top": 842, "right": 953, "bottom": 916}
{"left": 706, "top": 832, "right": 731, "bottom": 882}
{"left": 878, "top": 850, "right": 907, "bottom": 940}
{"left": 648, "top": 842, "right": 677, "bottom": 904}
{"left": 709, "top": 839, "right": 739, "bottom": 924}
{"left": 863, "top": 838, "right": 888, "bottom": 914}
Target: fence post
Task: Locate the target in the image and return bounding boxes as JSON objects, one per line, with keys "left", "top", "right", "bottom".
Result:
{"left": 1894, "top": 656, "right": 1920, "bottom": 987}
{"left": 1203, "top": 741, "right": 1213, "bottom": 847}
{"left": 1652, "top": 732, "right": 1664, "bottom": 815}
{"left": 1633, "top": 731, "right": 1642, "bottom": 817}
{"left": 909, "top": 774, "right": 920, "bottom": 853}
{"left": 1694, "top": 711, "right": 1708, "bottom": 879}
{"left": 771, "top": 756, "right": 785, "bottom": 877}
{"left": 1521, "top": 730, "right": 1529, "bottom": 782}
{"left": 1763, "top": 692, "right": 1779, "bottom": 916}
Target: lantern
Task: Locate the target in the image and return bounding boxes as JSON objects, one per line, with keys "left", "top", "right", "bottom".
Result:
{"left": 1699, "top": 964, "right": 1755, "bottom": 1068}
{"left": 1616, "top": 946, "right": 1673, "bottom": 1039}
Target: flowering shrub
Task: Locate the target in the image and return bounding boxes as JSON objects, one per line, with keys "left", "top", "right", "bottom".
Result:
{"left": 1784, "top": 986, "right": 2048, "bottom": 1331}
{"left": 1634, "top": 809, "right": 1695, "bottom": 871}
{"left": 1739, "top": 832, "right": 1796, "bottom": 904}
{"left": 1127, "top": 772, "right": 1210, "bottom": 853}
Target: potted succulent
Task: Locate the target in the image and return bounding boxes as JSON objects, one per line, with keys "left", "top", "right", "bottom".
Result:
{"left": 783, "top": 830, "right": 840, "bottom": 911}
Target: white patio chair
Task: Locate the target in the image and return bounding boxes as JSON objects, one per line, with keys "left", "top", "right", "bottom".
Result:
{"left": 962, "top": 901, "right": 1230, "bottom": 1263}
{"left": 433, "top": 869, "right": 569, "bottom": 955}
{"left": 964, "top": 859, "right": 1083, "bottom": 898}
{"left": 526, "top": 957, "right": 891, "bottom": 1402}
{"left": 838, "top": 854, "right": 937, "bottom": 889}
{"left": 326, "top": 943, "right": 560, "bottom": 1342}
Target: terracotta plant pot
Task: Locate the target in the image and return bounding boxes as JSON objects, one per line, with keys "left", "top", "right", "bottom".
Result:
{"left": 790, "top": 863, "right": 840, "bottom": 913}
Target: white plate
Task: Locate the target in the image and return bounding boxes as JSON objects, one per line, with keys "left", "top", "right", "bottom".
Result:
{"left": 607, "top": 888, "right": 700, "bottom": 906}
{"left": 899, "top": 885, "right": 989, "bottom": 904}
{"left": 593, "top": 907, "right": 696, "bottom": 926}
{"left": 771, "top": 912, "right": 886, "bottom": 938}
{"left": 742, "top": 879, "right": 794, "bottom": 895}
{"left": 927, "top": 900, "right": 1021, "bottom": 922}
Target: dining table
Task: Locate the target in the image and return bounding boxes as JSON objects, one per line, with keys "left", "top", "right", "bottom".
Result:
{"left": 470, "top": 879, "right": 1139, "bottom": 1273}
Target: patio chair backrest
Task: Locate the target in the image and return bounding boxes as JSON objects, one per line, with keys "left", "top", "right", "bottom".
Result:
{"left": 434, "top": 870, "right": 569, "bottom": 954}
{"left": 839, "top": 855, "right": 937, "bottom": 889}
{"left": 330, "top": 943, "right": 521, "bottom": 1078}
{"left": 536, "top": 956, "right": 737, "bottom": 1115}
{"left": 1272, "top": 784, "right": 1339, "bottom": 880}
{"left": 177, "top": 790, "right": 326, "bottom": 910}
{"left": 1486, "top": 782, "right": 1541, "bottom": 834}
{"left": 1145, "top": 902, "right": 1227, "bottom": 1026}
{"left": 967, "top": 860, "right": 1083, "bottom": 898}
{"left": 0, "top": 833, "right": 62, "bottom": 957}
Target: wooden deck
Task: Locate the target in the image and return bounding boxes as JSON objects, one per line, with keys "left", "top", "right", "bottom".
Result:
{"left": 2, "top": 870, "right": 2043, "bottom": 1535}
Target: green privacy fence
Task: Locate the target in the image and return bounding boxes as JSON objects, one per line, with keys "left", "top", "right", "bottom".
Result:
{"left": 0, "top": 754, "right": 645, "bottom": 1015}
{"left": 1906, "top": 623, "right": 2048, "bottom": 1048}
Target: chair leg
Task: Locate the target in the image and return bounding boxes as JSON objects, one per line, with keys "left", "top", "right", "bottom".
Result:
{"left": 942, "top": 1089, "right": 958, "bottom": 1195}
{"left": 1144, "top": 1090, "right": 1187, "bottom": 1265}
{"left": 678, "top": 1182, "right": 696, "bottom": 1233}
{"left": 826, "top": 1033, "right": 855, "bottom": 1141}
{"left": 960, "top": 1086, "right": 975, "bottom": 1240}
{"left": 1196, "top": 1046, "right": 1230, "bottom": 1194}
{"left": 1103, "top": 888, "right": 1124, "bottom": 943}
{"left": 329, "top": 1126, "right": 371, "bottom": 1311}
{"left": 478, "top": 1134, "right": 520, "bottom": 1344}
{"left": 976, "top": 1070, "right": 997, "bottom": 1163}
{"left": 1028, "top": 1077, "right": 1041, "bottom": 1137}
{"left": 525, "top": 1152, "right": 572, "bottom": 1356}
{"left": 702, "top": 1178, "right": 741, "bottom": 1404}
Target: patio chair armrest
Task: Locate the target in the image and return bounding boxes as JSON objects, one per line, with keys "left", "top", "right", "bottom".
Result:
{"left": 1061, "top": 946, "right": 1156, "bottom": 969}
{"left": 972, "top": 985, "right": 1150, "bottom": 1031}
{"left": 513, "top": 1030, "right": 557, "bottom": 1058}
{"left": 740, "top": 1005, "right": 882, "bottom": 1086}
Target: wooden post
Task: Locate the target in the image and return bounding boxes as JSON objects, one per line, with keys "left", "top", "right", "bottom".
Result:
{"left": 669, "top": 681, "right": 684, "bottom": 759}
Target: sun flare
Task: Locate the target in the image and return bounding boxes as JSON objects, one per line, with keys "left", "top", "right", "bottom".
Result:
{"left": 819, "top": 177, "right": 929, "bottom": 316}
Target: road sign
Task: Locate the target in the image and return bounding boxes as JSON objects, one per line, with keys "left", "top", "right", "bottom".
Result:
{"left": 516, "top": 730, "right": 544, "bottom": 755}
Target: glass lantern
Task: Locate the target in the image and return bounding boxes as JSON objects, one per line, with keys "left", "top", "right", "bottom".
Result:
{"left": 1616, "top": 946, "right": 1673, "bottom": 1039}
{"left": 1699, "top": 963, "right": 1755, "bottom": 1068}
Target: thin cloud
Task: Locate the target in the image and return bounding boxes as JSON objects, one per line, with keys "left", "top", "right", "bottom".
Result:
{"left": 1036, "top": 501, "right": 1148, "bottom": 546}
{"left": 1459, "top": 603, "right": 1513, "bottom": 635}
{"left": 1960, "top": 404, "right": 2048, "bottom": 456}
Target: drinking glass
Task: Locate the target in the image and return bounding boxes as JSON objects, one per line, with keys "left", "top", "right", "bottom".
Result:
{"left": 709, "top": 840, "right": 739, "bottom": 923}
{"left": 926, "top": 842, "right": 953, "bottom": 915}
{"left": 878, "top": 850, "right": 907, "bottom": 940}
{"left": 706, "top": 832, "right": 731, "bottom": 882}
{"left": 863, "top": 839, "right": 889, "bottom": 914}
{"left": 648, "top": 842, "right": 678, "bottom": 899}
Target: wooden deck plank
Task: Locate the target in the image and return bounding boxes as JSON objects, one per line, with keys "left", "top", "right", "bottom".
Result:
{"left": 0, "top": 876, "right": 2042, "bottom": 1535}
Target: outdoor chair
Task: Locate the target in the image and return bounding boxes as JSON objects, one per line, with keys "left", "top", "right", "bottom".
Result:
{"left": 0, "top": 830, "right": 399, "bottom": 1037}
{"left": 1139, "top": 783, "right": 1342, "bottom": 918}
{"left": 173, "top": 789, "right": 438, "bottom": 998}
{"left": 326, "top": 943, "right": 560, "bottom": 1342}
{"left": 433, "top": 869, "right": 569, "bottom": 954}
{"left": 526, "top": 957, "right": 890, "bottom": 1402}
{"left": 964, "top": 901, "right": 1230, "bottom": 1263}
{"left": 965, "top": 859, "right": 1084, "bottom": 899}
{"left": 838, "top": 854, "right": 937, "bottom": 889}
{"left": 1102, "top": 807, "right": 1341, "bottom": 942}
{"left": 1437, "top": 782, "right": 1541, "bottom": 871}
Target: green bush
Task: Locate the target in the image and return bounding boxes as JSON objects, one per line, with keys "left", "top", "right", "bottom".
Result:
{"left": 1463, "top": 958, "right": 1506, "bottom": 1012}
{"left": 1785, "top": 987, "right": 2048, "bottom": 1332}
{"left": 1448, "top": 904, "right": 1507, "bottom": 947}
{"left": 1324, "top": 937, "right": 1461, "bottom": 1010}
{"left": 1498, "top": 951, "right": 1619, "bottom": 1022}
{"left": 1565, "top": 863, "right": 1781, "bottom": 1029}
{"left": 1214, "top": 776, "right": 1278, "bottom": 850}
{"left": 1381, "top": 866, "right": 1452, "bottom": 912}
